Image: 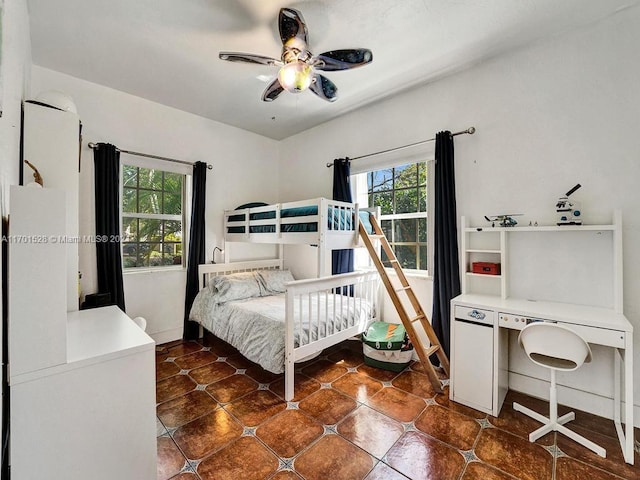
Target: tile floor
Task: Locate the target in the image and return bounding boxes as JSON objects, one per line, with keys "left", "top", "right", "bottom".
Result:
{"left": 156, "top": 334, "right": 639, "bottom": 480}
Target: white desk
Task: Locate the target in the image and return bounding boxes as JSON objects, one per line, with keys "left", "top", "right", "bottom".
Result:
{"left": 450, "top": 293, "right": 634, "bottom": 464}
{"left": 10, "top": 306, "right": 157, "bottom": 479}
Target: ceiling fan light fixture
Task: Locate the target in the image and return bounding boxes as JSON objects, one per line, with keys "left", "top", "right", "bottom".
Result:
{"left": 278, "top": 61, "right": 313, "bottom": 93}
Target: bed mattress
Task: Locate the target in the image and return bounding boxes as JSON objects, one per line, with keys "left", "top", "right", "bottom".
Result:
{"left": 189, "top": 290, "right": 373, "bottom": 374}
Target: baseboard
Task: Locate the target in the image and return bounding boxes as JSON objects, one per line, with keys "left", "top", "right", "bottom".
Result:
{"left": 509, "top": 372, "right": 640, "bottom": 428}
{"left": 149, "top": 327, "right": 183, "bottom": 346}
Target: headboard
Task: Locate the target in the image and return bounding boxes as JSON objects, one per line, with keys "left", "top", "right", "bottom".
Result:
{"left": 198, "top": 259, "right": 284, "bottom": 290}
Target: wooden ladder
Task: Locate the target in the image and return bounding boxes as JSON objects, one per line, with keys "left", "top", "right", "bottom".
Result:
{"left": 359, "top": 216, "right": 450, "bottom": 393}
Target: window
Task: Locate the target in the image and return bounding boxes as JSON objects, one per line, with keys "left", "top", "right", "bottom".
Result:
{"left": 121, "top": 165, "right": 185, "bottom": 268}
{"left": 362, "top": 162, "right": 428, "bottom": 271}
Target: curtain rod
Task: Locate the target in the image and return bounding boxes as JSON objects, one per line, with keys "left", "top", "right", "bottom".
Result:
{"left": 325, "top": 126, "right": 476, "bottom": 168}
{"left": 88, "top": 142, "right": 213, "bottom": 170}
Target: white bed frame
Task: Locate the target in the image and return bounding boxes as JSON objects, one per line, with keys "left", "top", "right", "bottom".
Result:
{"left": 197, "top": 260, "right": 380, "bottom": 401}
{"left": 224, "top": 197, "right": 377, "bottom": 276}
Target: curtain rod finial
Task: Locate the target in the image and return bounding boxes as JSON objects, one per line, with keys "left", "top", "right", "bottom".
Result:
{"left": 467, "top": 127, "right": 476, "bottom": 134}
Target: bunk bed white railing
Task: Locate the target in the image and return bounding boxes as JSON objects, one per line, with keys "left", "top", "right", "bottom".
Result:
{"left": 196, "top": 260, "right": 380, "bottom": 401}
{"left": 224, "top": 198, "right": 375, "bottom": 244}
{"left": 284, "top": 269, "right": 379, "bottom": 400}
{"left": 224, "top": 197, "right": 378, "bottom": 277}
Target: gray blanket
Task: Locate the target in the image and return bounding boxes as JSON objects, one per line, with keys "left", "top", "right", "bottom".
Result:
{"left": 189, "top": 290, "right": 372, "bottom": 374}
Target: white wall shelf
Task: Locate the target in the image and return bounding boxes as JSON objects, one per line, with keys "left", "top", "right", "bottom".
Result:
{"left": 465, "top": 272, "right": 502, "bottom": 278}
{"left": 460, "top": 211, "right": 623, "bottom": 309}
{"left": 465, "top": 224, "right": 616, "bottom": 233}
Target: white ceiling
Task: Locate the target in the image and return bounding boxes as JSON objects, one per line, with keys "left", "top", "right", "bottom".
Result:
{"left": 27, "top": 0, "right": 638, "bottom": 140}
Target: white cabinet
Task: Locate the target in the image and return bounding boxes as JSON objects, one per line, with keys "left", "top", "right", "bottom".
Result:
{"left": 22, "top": 101, "right": 81, "bottom": 312}
{"left": 9, "top": 186, "right": 67, "bottom": 376}
{"left": 451, "top": 305, "right": 496, "bottom": 413}
{"left": 8, "top": 187, "right": 157, "bottom": 479}
{"left": 10, "top": 307, "right": 157, "bottom": 480}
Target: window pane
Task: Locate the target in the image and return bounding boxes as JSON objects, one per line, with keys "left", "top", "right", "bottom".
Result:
{"left": 395, "top": 188, "right": 418, "bottom": 214}
{"left": 122, "top": 187, "right": 137, "bottom": 213}
{"left": 138, "top": 190, "right": 160, "bottom": 214}
{"left": 138, "top": 219, "right": 162, "bottom": 242}
{"left": 163, "top": 243, "right": 182, "bottom": 265}
{"left": 373, "top": 192, "right": 393, "bottom": 215}
{"left": 394, "top": 164, "right": 417, "bottom": 188}
{"left": 419, "top": 245, "right": 428, "bottom": 270}
{"left": 163, "top": 221, "right": 182, "bottom": 242}
{"left": 122, "top": 243, "right": 138, "bottom": 268}
{"left": 418, "top": 186, "right": 427, "bottom": 212}
{"left": 163, "top": 193, "right": 182, "bottom": 215}
{"left": 123, "top": 165, "right": 138, "bottom": 188}
{"left": 140, "top": 243, "right": 162, "bottom": 267}
{"left": 394, "top": 219, "right": 417, "bottom": 242}
{"left": 381, "top": 220, "right": 392, "bottom": 240}
{"left": 370, "top": 169, "right": 393, "bottom": 193}
{"left": 381, "top": 249, "right": 391, "bottom": 268}
{"left": 418, "top": 218, "right": 427, "bottom": 242}
{"left": 122, "top": 217, "right": 138, "bottom": 242}
{"left": 395, "top": 245, "right": 417, "bottom": 269}
{"left": 138, "top": 168, "right": 163, "bottom": 190}
{"left": 164, "top": 173, "right": 182, "bottom": 193}
{"left": 134, "top": 243, "right": 153, "bottom": 267}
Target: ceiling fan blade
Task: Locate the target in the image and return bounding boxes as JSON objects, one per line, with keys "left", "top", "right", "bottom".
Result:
{"left": 309, "top": 74, "right": 338, "bottom": 102}
{"left": 262, "top": 78, "right": 284, "bottom": 102}
{"left": 219, "top": 52, "right": 282, "bottom": 67}
{"left": 279, "top": 8, "right": 308, "bottom": 48}
{"left": 315, "top": 49, "right": 373, "bottom": 71}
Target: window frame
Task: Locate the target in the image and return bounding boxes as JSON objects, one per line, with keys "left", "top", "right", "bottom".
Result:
{"left": 120, "top": 162, "right": 188, "bottom": 271}
{"left": 353, "top": 158, "right": 434, "bottom": 277}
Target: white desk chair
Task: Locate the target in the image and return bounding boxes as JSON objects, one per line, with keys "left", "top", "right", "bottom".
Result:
{"left": 132, "top": 316, "right": 147, "bottom": 332}
{"left": 513, "top": 322, "right": 606, "bottom": 458}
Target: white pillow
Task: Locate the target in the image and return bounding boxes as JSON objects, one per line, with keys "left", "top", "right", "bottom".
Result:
{"left": 257, "top": 269, "right": 295, "bottom": 294}
{"left": 209, "top": 271, "right": 262, "bottom": 303}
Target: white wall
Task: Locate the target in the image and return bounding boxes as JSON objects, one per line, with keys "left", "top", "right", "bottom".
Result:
{"left": 31, "top": 67, "right": 280, "bottom": 343}
{"left": 280, "top": 7, "right": 640, "bottom": 420}
{"left": 0, "top": 0, "right": 31, "bottom": 204}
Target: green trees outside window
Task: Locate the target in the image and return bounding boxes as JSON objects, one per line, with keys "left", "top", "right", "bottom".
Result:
{"left": 367, "top": 162, "right": 428, "bottom": 271}
{"left": 122, "top": 165, "right": 185, "bottom": 268}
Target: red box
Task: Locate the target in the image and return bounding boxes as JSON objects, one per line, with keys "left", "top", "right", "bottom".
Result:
{"left": 472, "top": 262, "right": 501, "bottom": 275}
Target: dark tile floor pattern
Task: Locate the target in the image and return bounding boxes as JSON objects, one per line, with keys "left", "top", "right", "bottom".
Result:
{"left": 156, "top": 334, "right": 640, "bottom": 480}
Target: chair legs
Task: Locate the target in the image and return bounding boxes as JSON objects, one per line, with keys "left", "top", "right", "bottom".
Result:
{"left": 513, "top": 371, "right": 606, "bottom": 458}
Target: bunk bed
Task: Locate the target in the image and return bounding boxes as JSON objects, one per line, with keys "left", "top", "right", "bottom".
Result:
{"left": 224, "top": 197, "right": 376, "bottom": 276}
{"left": 190, "top": 260, "right": 379, "bottom": 401}
{"left": 189, "top": 198, "right": 381, "bottom": 400}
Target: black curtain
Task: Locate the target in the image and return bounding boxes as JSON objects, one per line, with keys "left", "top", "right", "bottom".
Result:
{"left": 331, "top": 158, "right": 353, "bottom": 276}
{"left": 431, "top": 131, "right": 461, "bottom": 358}
{"left": 183, "top": 161, "right": 207, "bottom": 340}
{"left": 93, "top": 143, "right": 126, "bottom": 311}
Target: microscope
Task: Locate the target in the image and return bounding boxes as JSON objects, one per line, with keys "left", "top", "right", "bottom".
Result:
{"left": 556, "top": 183, "right": 582, "bottom": 225}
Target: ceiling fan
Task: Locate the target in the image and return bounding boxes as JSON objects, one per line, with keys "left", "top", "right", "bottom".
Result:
{"left": 219, "top": 7, "right": 373, "bottom": 102}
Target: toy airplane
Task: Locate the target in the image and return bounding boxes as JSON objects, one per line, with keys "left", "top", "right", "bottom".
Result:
{"left": 484, "top": 214, "right": 523, "bottom": 227}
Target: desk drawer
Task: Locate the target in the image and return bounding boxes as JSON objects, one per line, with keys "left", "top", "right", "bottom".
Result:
{"left": 454, "top": 306, "right": 494, "bottom": 326}
{"left": 498, "top": 313, "right": 625, "bottom": 348}
{"left": 566, "top": 324, "right": 626, "bottom": 349}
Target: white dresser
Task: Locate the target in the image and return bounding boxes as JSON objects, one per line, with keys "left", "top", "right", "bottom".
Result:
{"left": 10, "top": 307, "right": 156, "bottom": 479}
{"left": 8, "top": 186, "right": 157, "bottom": 479}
